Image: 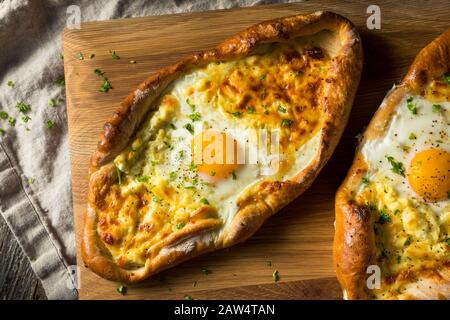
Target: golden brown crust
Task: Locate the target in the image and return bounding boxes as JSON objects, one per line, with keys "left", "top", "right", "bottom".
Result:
{"left": 83, "top": 11, "right": 363, "bottom": 283}
{"left": 334, "top": 154, "right": 377, "bottom": 300}
{"left": 333, "top": 29, "right": 450, "bottom": 300}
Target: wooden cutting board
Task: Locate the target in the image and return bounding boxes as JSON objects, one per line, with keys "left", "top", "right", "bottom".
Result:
{"left": 62, "top": 0, "right": 450, "bottom": 300}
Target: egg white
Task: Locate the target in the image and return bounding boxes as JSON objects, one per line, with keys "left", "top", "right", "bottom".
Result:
{"left": 361, "top": 93, "right": 450, "bottom": 212}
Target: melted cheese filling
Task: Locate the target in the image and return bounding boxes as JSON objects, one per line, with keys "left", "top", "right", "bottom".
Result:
{"left": 356, "top": 77, "right": 450, "bottom": 298}
{"left": 97, "top": 35, "right": 334, "bottom": 267}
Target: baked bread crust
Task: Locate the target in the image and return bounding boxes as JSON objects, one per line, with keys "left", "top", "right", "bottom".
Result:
{"left": 83, "top": 11, "right": 363, "bottom": 283}
{"left": 333, "top": 30, "right": 450, "bottom": 300}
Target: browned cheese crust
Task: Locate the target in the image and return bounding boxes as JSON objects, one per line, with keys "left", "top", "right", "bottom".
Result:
{"left": 83, "top": 11, "right": 363, "bottom": 283}
{"left": 334, "top": 30, "right": 450, "bottom": 300}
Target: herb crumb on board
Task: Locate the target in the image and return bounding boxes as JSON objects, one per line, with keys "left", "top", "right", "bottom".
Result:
{"left": 272, "top": 270, "right": 280, "bottom": 282}
{"left": 46, "top": 120, "right": 55, "bottom": 129}
{"left": 110, "top": 50, "right": 120, "bottom": 60}
{"left": 116, "top": 285, "right": 126, "bottom": 295}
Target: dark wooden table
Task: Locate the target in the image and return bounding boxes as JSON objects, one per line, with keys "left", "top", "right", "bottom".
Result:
{"left": 0, "top": 215, "right": 46, "bottom": 299}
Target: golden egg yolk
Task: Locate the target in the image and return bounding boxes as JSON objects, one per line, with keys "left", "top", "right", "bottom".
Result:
{"left": 191, "top": 131, "right": 240, "bottom": 179}
{"left": 408, "top": 148, "right": 450, "bottom": 202}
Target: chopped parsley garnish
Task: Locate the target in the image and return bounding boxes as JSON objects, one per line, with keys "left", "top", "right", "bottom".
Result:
{"left": 176, "top": 222, "right": 185, "bottom": 229}
{"left": 55, "top": 76, "right": 65, "bottom": 86}
{"left": 377, "top": 209, "right": 391, "bottom": 224}
{"left": 16, "top": 102, "right": 30, "bottom": 113}
{"left": 272, "top": 270, "right": 280, "bottom": 282}
{"left": 443, "top": 72, "right": 450, "bottom": 84}
{"left": 49, "top": 98, "right": 55, "bottom": 107}
{"left": 77, "top": 52, "right": 84, "bottom": 60}
{"left": 200, "top": 198, "right": 210, "bottom": 205}
{"left": 246, "top": 106, "right": 256, "bottom": 114}
{"left": 163, "top": 141, "right": 172, "bottom": 149}
{"left": 94, "top": 68, "right": 104, "bottom": 76}
{"left": 189, "top": 161, "right": 198, "bottom": 171}
{"left": 186, "top": 98, "right": 195, "bottom": 111}
{"left": 432, "top": 104, "right": 442, "bottom": 113}
{"left": 445, "top": 238, "right": 450, "bottom": 246}
{"left": 94, "top": 69, "right": 112, "bottom": 92}
{"left": 278, "top": 106, "right": 287, "bottom": 113}
{"left": 27, "top": 177, "right": 35, "bottom": 185}
{"left": 401, "top": 145, "right": 410, "bottom": 152}
{"left": 228, "top": 111, "right": 242, "bottom": 118}
{"left": 21, "top": 115, "right": 31, "bottom": 123}
{"left": 184, "top": 123, "right": 194, "bottom": 135}
{"left": 404, "top": 236, "right": 412, "bottom": 246}
{"left": 396, "top": 255, "right": 401, "bottom": 264}
{"left": 231, "top": 170, "right": 237, "bottom": 180}
{"left": 0, "top": 111, "right": 8, "bottom": 120}
{"left": 8, "top": 117, "right": 16, "bottom": 126}
{"left": 58, "top": 53, "right": 64, "bottom": 60}
{"left": 168, "top": 123, "right": 176, "bottom": 130}
{"left": 386, "top": 156, "right": 405, "bottom": 177}
{"left": 46, "top": 120, "right": 54, "bottom": 129}
{"left": 436, "top": 139, "right": 443, "bottom": 144}
{"left": 7, "top": 80, "right": 14, "bottom": 87}
{"left": 281, "top": 119, "right": 293, "bottom": 127}
{"left": 89, "top": 53, "right": 95, "bottom": 59}
{"left": 408, "top": 132, "right": 416, "bottom": 140}
{"left": 99, "top": 78, "right": 112, "bottom": 92}
{"left": 406, "top": 96, "right": 417, "bottom": 115}
{"left": 116, "top": 286, "right": 126, "bottom": 295}
{"left": 188, "top": 112, "right": 201, "bottom": 122}
{"left": 201, "top": 268, "right": 212, "bottom": 275}
{"left": 116, "top": 166, "right": 122, "bottom": 184}
{"left": 259, "top": 74, "right": 266, "bottom": 80}
{"left": 152, "top": 195, "right": 159, "bottom": 202}
{"left": 184, "top": 295, "right": 193, "bottom": 300}
{"left": 110, "top": 50, "right": 120, "bottom": 60}
{"left": 169, "top": 172, "right": 177, "bottom": 180}
{"left": 361, "top": 176, "right": 370, "bottom": 184}
{"left": 136, "top": 175, "right": 149, "bottom": 183}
